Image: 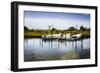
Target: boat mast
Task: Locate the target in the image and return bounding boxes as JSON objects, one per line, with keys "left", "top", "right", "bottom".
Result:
{"left": 75, "top": 25, "right": 77, "bottom": 53}
{"left": 48, "top": 25, "right": 52, "bottom": 37}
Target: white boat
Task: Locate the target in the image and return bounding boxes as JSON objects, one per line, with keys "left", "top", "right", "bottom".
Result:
{"left": 64, "top": 33, "right": 71, "bottom": 39}
{"left": 42, "top": 33, "right": 82, "bottom": 41}
{"left": 71, "top": 33, "right": 82, "bottom": 38}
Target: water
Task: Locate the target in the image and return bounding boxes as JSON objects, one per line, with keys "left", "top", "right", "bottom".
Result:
{"left": 24, "top": 38, "right": 90, "bottom": 62}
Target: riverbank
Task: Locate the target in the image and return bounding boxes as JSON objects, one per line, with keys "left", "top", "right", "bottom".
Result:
{"left": 24, "top": 30, "right": 90, "bottom": 39}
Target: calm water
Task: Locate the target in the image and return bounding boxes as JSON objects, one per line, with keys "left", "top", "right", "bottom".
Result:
{"left": 24, "top": 38, "right": 90, "bottom": 62}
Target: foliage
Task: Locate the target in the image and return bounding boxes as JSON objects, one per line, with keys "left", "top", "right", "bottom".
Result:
{"left": 24, "top": 26, "right": 29, "bottom": 30}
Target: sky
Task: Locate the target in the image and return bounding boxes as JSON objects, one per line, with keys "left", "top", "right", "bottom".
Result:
{"left": 24, "top": 11, "right": 90, "bottom": 30}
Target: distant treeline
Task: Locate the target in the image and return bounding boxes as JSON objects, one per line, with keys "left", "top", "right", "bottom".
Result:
{"left": 24, "top": 26, "right": 90, "bottom": 31}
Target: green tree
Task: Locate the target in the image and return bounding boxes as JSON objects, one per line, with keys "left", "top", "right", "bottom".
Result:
{"left": 80, "top": 26, "right": 90, "bottom": 31}
{"left": 51, "top": 28, "right": 59, "bottom": 34}
{"left": 67, "top": 27, "right": 77, "bottom": 31}
{"left": 24, "top": 26, "right": 29, "bottom": 30}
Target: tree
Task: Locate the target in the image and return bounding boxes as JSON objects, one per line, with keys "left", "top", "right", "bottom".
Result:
{"left": 24, "top": 26, "right": 29, "bottom": 30}
{"left": 67, "top": 27, "right": 77, "bottom": 31}
{"left": 51, "top": 28, "right": 59, "bottom": 33}
{"left": 80, "top": 26, "right": 90, "bottom": 31}
{"left": 51, "top": 28, "right": 56, "bottom": 31}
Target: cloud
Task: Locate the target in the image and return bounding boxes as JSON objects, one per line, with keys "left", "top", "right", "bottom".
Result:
{"left": 24, "top": 17, "right": 90, "bottom": 30}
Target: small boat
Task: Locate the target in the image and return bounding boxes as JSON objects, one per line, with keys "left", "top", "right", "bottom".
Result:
{"left": 42, "top": 34, "right": 57, "bottom": 40}
{"left": 42, "top": 33, "right": 63, "bottom": 39}
{"left": 71, "top": 33, "right": 82, "bottom": 38}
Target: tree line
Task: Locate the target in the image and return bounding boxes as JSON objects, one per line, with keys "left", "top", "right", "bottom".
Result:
{"left": 24, "top": 26, "right": 90, "bottom": 31}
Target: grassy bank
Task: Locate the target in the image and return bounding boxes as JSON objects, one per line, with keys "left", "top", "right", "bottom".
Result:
{"left": 24, "top": 30, "right": 90, "bottom": 39}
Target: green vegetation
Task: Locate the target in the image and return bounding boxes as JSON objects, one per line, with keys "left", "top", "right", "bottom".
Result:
{"left": 24, "top": 26, "right": 90, "bottom": 39}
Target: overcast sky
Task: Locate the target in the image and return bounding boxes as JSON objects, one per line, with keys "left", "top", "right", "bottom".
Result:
{"left": 24, "top": 11, "right": 90, "bottom": 30}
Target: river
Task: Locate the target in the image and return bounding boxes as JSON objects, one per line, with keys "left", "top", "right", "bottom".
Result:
{"left": 24, "top": 38, "right": 90, "bottom": 62}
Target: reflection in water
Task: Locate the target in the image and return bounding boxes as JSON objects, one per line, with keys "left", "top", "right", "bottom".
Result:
{"left": 24, "top": 38, "right": 90, "bottom": 62}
